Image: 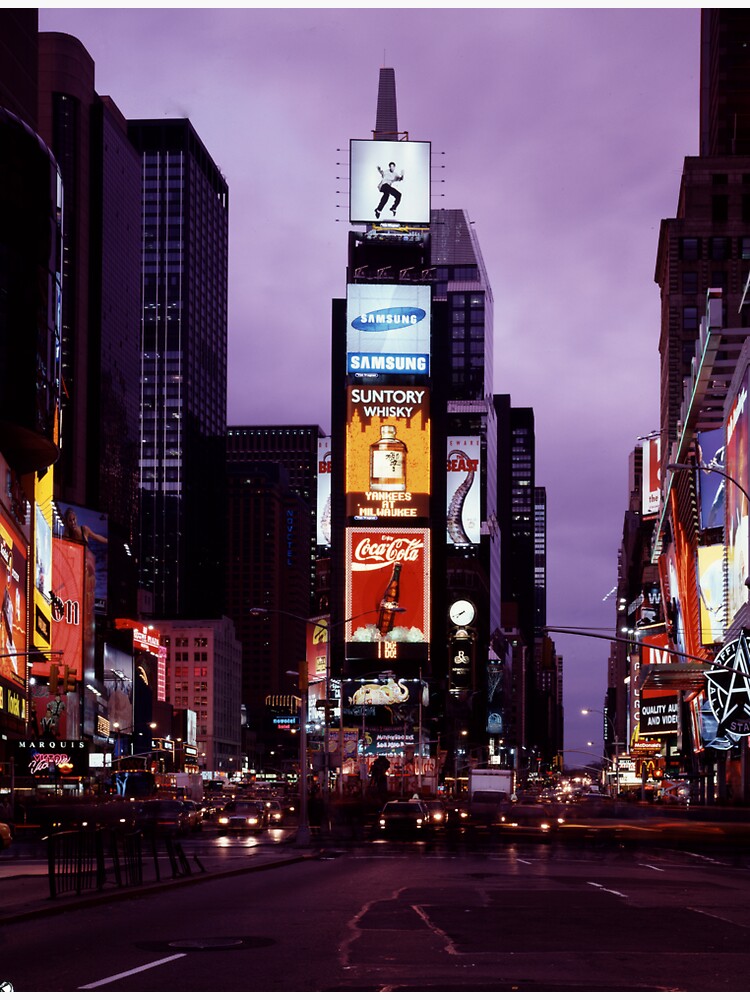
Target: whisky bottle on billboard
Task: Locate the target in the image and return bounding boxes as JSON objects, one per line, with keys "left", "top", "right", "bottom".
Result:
{"left": 377, "top": 562, "right": 402, "bottom": 636}
{"left": 370, "top": 425, "right": 407, "bottom": 492}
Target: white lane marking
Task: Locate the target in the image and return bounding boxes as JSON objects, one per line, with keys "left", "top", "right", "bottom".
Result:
{"left": 78, "top": 953, "right": 186, "bottom": 989}
{"left": 639, "top": 863, "right": 664, "bottom": 871}
{"left": 689, "top": 907, "right": 747, "bottom": 927}
{"left": 587, "top": 881, "right": 628, "bottom": 898}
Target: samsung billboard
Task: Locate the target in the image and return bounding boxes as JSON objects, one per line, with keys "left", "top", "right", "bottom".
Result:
{"left": 346, "top": 283, "right": 431, "bottom": 377}
{"left": 349, "top": 139, "right": 431, "bottom": 227}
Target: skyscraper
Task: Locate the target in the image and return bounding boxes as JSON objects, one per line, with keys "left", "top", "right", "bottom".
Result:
{"left": 128, "top": 119, "right": 229, "bottom": 619}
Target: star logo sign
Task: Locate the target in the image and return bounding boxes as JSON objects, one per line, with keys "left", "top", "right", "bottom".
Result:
{"left": 706, "top": 630, "right": 750, "bottom": 742}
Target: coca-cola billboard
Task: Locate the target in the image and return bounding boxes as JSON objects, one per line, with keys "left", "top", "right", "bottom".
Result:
{"left": 345, "top": 528, "right": 430, "bottom": 658}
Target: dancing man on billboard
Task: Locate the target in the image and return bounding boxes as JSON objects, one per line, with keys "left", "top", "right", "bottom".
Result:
{"left": 374, "top": 161, "right": 403, "bottom": 218}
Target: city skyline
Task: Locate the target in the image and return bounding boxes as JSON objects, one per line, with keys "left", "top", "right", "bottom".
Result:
{"left": 37, "top": 6, "right": 702, "bottom": 756}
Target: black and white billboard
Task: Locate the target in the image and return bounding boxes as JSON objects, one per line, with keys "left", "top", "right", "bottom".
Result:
{"left": 349, "top": 139, "right": 431, "bottom": 226}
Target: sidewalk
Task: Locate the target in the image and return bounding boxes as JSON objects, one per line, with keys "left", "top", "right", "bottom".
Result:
{"left": 0, "top": 833, "right": 319, "bottom": 925}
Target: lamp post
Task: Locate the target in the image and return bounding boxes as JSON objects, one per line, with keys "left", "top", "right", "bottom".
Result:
{"left": 581, "top": 707, "right": 620, "bottom": 799}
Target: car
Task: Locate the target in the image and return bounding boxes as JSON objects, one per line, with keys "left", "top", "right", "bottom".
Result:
{"left": 260, "top": 799, "right": 285, "bottom": 826}
{"left": 497, "top": 802, "right": 562, "bottom": 839}
{"left": 377, "top": 800, "right": 432, "bottom": 838}
{"left": 181, "top": 799, "right": 203, "bottom": 832}
{"left": 0, "top": 820, "right": 11, "bottom": 851}
{"left": 136, "top": 798, "right": 191, "bottom": 836}
{"left": 422, "top": 800, "right": 449, "bottom": 826}
{"left": 217, "top": 800, "right": 266, "bottom": 832}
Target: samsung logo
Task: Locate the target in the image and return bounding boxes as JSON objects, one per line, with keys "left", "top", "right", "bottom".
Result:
{"left": 348, "top": 353, "right": 429, "bottom": 373}
{"left": 352, "top": 307, "right": 426, "bottom": 332}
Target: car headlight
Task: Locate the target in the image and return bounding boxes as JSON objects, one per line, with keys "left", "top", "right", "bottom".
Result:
{"left": 540, "top": 822, "right": 550, "bottom": 831}
{"left": 416, "top": 819, "right": 423, "bottom": 826}
{"left": 433, "top": 812, "right": 444, "bottom": 822}
{"left": 248, "top": 817, "right": 258, "bottom": 825}
{"left": 379, "top": 819, "right": 386, "bottom": 827}
{"left": 219, "top": 816, "right": 229, "bottom": 825}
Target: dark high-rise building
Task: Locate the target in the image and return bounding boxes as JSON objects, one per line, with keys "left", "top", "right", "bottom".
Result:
{"left": 0, "top": 10, "right": 38, "bottom": 129}
{"left": 656, "top": 10, "right": 750, "bottom": 463}
{"left": 37, "top": 32, "right": 141, "bottom": 614}
{"left": 534, "top": 486, "right": 547, "bottom": 631}
{"left": 128, "top": 119, "right": 229, "bottom": 619}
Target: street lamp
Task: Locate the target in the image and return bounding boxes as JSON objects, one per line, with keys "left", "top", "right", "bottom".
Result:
{"left": 581, "top": 708, "right": 621, "bottom": 799}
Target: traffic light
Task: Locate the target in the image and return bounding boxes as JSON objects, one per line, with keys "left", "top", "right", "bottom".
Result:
{"left": 63, "top": 665, "right": 76, "bottom": 692}
{"left": 298, "top": 660, "right": 309, "bottom": 691}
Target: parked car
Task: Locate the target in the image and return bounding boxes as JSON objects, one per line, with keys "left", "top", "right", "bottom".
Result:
{"left": 217, "top": 800, "right": 266, "bottom": 832}
{"left": 0, "top": 820, "right": 12, "bottom": 851}
{"left": 377, "top": 800, "right": 432, "bottom": 838}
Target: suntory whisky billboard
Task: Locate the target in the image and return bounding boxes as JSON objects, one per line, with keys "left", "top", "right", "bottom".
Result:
{"left": 344, "top": 527, "right": 430, "bottom": 659}
{"left": 345, "top": 386, "right": 430, "bottom": 521}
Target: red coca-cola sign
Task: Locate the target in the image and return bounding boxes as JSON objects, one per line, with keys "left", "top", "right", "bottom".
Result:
{"left": 345, "top": 528, "right": 430, "bottom": 646}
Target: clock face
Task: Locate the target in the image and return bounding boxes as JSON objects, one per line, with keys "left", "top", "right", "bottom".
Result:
{"left": 449, "top": 600, "right": 475, "bottom": 625}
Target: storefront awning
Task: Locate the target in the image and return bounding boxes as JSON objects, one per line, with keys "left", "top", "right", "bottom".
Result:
{"left": 640, "top": 661, "right": 708, "bottom": 693}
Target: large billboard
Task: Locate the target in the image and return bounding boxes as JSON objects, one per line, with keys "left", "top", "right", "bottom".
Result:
{"left": 57, "top": 502, "right": 108, "bottom": 615}
{"left": 103, "top": 643, "right": 133, "bottom": 736}
{"left": 697, "top": 427, "right": 725, "bottom": 531}
{"left": 725, "top": 368, "right": 749, "bottom": 625}
{"left": 447, "top": 437, "right": 481, "bottom": 545}
{"left": 349, "top": 139, "right": 431, "bottom": 226}
{"left": 317, "top": 437, "right": 332, "bottom": 547}
{"left": 697, "top": 543, "right": 725, "bottom": 645}
{"left": 1, "top": 511, "right": 27, "bottom": 693}
{"left": 641, "top": 434, "right": 661, "bottom": 517}
{"left": 32, "top": 467, "right": 54, "bottom": 649}
{"left": 346, "top": 386, "right": 430, "bottom": 520}
{"left": 346, "top": 283, "right": 431, "bottom": 377}
{"left": 344, "top": 528, "right": 430, "bottom": 657}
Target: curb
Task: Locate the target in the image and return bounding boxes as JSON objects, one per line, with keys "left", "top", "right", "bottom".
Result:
{"left": 0, "top": 850, "right": 322, "bottom": 926}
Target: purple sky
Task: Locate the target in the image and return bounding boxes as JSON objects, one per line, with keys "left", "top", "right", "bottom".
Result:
{"left": 39, "top": 7, "right": 701, "bottom": 760}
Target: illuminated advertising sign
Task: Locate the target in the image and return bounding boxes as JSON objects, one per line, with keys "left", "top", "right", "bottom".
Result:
{"left": 697, "top": 544, "right": 725, "bottom": 645}
{"left": 346, "top": 386, "right": 430, "bottom": 521}
{"left": 0, "top": 511, "right": 27, "bottom": 693}
{"left": 349, "top": 139, "right": 431, "bottom": 226}
{"left": 697, "top": 427, "right": 725, "bottom": 531}
{"left": 317, "top": 437, "right": 332, "bottom": 547}
{"left": 447, "top": 437, "right": 481, "bottom": 545}
{"left": 639, "top": 695, "right": 680, "bottom": 736}
{"left": 345, "top": 528, "right": 430, "bottom": 659}
{"left": 725, "top": 368, "right": 749, "bottom": 625}
{"left": 342, "top": 676, "right": 425, "bottom": 721}
{"left": 33, "top": 467, "right": 54, "bottom": 649}
{"left": 641, "top": 435, "right": 661, "bottom": 517}
{"left": 58, "top": 502, "right": 108, "bottom": 615}
{"left": 705, "top": 630, "right": 750, "bottom": 746}
{"left": 306, "top": 616, "right": 329, "bottom": 726}
{"left": 103, "top": 643, "right": 133, "bottom": 735}
{"left": 346, "top": 283, "right": 431, "bottom": 376}
{"left": 14, "top": 738, "right": 89, "bottom": 778}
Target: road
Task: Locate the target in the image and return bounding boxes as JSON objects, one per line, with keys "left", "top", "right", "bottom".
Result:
{"left": 3, "top": 835, "right": 750, "bottom": 992}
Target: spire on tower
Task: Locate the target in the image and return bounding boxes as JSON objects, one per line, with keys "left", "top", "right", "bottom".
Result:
{"left": 374, "top": 67, "right": 398, "bottom": 139}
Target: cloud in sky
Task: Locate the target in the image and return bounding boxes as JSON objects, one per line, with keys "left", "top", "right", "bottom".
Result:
{"left": 38, "top": 7, "right": 700, "bottom": 754}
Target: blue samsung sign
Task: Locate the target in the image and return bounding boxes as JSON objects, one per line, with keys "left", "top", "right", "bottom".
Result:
{"left": 351, "top": 307, "right": 426, "bottom": 332}
{"left": 347, "top": 353, "right": 430, "bottom": 375}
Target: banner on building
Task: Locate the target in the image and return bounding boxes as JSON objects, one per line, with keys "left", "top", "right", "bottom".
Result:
{"left": 346, "top": 283, "right": 431, "bottom": 377}
{"left": 641, "top": 435, "right": 661, "bottom": 517}
{"left": 317, "top": 438, "right": 332, "bottom": 547}
{"left": 349, "top": 140, "right": 431, "bottom": 227}
{"left": 446, "top": 437, "right": 481, "bottom": 545}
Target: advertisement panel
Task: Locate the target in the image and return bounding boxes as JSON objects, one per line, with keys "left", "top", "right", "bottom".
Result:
{"left": 32, "top": 467, "right": 54, "bottom": 649}
{"left": 349, "top": 139, "right": 431, "bottom": 226}
{"left": 47, "top": 537, "right": 85, "bottom": 682}
{"left": 342, "top": 676, "right": 426, "bottom": 727}
{"left": 103, "top": 643, "right": 134, "bottom": 735}
{"left": 13, "top": 738, "right": 89, "bottom": 778}
{"left": 345, "top": 528, "right": 430, "bottom": 656}
{"left": 725, "top": 367, "right": 749, "bottom": 625}
{"left": 58, "top": 502, "right": 108, "bottom": 615}
{"left": 346, "top": 283, "right": 431, "bottom": 376}
{"left": 306, "top": 616, "right": 329, "bottom": 727}
{"left": 697, "top": 543, "right": 725, "bottom": 645}
{"left": 447, "top": 437, "right": 481, "bottom": 545}
{"left": 641, "top": 435, "right": 661, "bottom": 517}
{"left": 697, "top": 427, "right": 725, "bottom": 531}
{"left": 317, "top": 437, "right": 332, "bottom": 547}
{"left": 639, "top": 694, "right": 680, "bottom": 736}
{"left": 0, "top": 510, "right": 27, "bottom": 692}
{"left": 346, "top": 386, "right": 430, "bottom": 520}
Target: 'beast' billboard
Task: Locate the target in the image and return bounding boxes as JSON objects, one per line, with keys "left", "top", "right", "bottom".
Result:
{"left": 447, "top": 437, "right": 481, "bottom": 545}
{"left": 346, "top": 283, "right": 431, "bottom": 377}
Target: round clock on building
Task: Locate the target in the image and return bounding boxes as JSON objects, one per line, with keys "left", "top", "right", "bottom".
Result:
{"left": 449, "top": 600, "right": 476, "bottom": 626}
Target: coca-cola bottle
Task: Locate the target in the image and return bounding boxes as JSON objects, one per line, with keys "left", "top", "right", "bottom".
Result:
{"left": 377, "top": 562, "right": 402, "bottom": 636}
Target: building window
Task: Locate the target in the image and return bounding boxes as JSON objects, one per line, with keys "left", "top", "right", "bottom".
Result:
{"left": 683, "top": 307, "right": 698, "bottom": 331}
{"left": 740, "top": 237, "right": 750, "bottom": 260}
{"left": 682, "top": 271, "right": 698, "bottom": 295}
{"left": 712, "top": 195, "right": 729, "bottom": 225}
{"left": 710, "top": 237, "right": 730, "bottom": 260}
{"left": 680, "top": 238, "right": 700, "bottom": 260}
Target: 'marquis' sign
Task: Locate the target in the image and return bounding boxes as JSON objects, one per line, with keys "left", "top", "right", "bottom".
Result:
{"left": 14, "top": 739, "right": 89, "bottom": 778}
